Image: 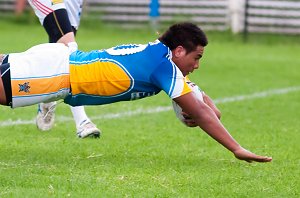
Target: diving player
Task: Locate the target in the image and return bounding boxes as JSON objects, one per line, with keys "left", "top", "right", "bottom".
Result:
{"left": 0, "top": 22, "right": 272, "bottom": 163}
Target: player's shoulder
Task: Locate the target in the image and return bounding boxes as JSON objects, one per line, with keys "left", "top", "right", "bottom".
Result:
{"left": 148, "top": 40, "right": 169, "bottom": 51}
{"left": 147, "top": 40, "right": 172, "bottom": 61}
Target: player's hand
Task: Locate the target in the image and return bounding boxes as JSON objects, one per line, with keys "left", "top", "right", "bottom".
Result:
{"left": 233, "top": 147, "right": 272, "bottom": 163}
{"left": 181, "top": 112, "right": 197, "bottom": 127}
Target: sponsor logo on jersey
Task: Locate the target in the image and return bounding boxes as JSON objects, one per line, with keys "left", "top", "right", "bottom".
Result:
{"left": 131, "top": 92, "right": 156, "bottom": 100}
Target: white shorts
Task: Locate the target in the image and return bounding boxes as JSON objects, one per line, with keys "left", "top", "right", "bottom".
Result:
{"left": 28, "top": 0, "right": 83, "bottom": 29}
{"left": 8, "top": 43, "right": 70, "bottom": 108}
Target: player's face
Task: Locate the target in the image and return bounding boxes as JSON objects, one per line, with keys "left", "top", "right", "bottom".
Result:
{"left": 172, "top": 45, "right": 204, "bottom": 76}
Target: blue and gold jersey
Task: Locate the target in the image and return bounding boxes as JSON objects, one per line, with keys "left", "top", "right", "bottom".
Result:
{"left": 64, "top": 40, "right": 192, "bottom": 106}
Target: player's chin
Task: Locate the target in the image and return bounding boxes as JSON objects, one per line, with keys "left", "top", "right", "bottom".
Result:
{"left": 183, "top": 71, "right": 192, "bottom": 76}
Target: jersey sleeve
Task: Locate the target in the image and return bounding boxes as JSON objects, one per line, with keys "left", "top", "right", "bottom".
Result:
{"left": 150, "top": 61, "right": 192, "bottom": 99}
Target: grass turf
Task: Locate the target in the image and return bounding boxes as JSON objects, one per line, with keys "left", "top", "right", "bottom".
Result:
{"left": 0, "top": 17, "right": 299, "bottom": 197}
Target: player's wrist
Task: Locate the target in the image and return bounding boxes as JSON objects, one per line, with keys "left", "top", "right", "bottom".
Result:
{"left": 232, "top": 145, "right": 244, "bottom": 155}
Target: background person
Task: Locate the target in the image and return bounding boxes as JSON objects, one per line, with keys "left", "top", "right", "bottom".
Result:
{"left": 27, "top": 0, "right": 100, "bottom": 138}
{"left": 15, "top": 0, "right": 27, "bottom": 16}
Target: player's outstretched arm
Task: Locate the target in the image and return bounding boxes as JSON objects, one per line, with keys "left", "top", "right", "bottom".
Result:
{"left": 173, "top": 92, "right": 272, "bottom": 163}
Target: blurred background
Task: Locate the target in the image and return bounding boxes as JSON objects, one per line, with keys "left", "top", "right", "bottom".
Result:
{"left": 1, "top": 0, "right": 300, "bottom": 36}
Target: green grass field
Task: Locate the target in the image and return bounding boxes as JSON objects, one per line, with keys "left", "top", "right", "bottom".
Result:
{"left": 0, "top": 17, "right": 299, "bottom": 197}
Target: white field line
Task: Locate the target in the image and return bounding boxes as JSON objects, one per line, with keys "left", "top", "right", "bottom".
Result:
{"left": 0, "top": 86, "right": 300, "bottom": 127}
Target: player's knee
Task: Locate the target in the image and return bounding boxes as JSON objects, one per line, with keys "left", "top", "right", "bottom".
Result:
{"left": 57, "top": 32, "right": 76, "bottom": 45}
{"left": 43, "top": 9, "right": 73, "bottom": 43}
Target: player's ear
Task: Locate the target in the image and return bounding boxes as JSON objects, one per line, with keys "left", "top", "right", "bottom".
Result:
{"left": 173, "top": 46, "right": 186, "bottom": 58}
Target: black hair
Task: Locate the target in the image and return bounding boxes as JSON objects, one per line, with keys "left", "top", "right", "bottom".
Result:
{"left": 158, "top": 22, "right": 208, "bottom": 53}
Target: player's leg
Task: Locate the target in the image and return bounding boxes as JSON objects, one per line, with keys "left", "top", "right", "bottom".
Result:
{"left": 65, "top": 43, "right": 100, "bottom": 138}
{"left": 29, "top": 0, "right": 100, "bottom": 137}
{"left": 15, "top": 0, "right": 27, "bottom": 16}
{"left": 26, "top": 0, "right": 62, "bottom": 130}
{"left": 56, "top": 0, "right": 100, "bottom": 138}
{"left": 29, "top": 2, "right": 75, "bottom": 131}
{"left": 70, "top": 106, "right": 100, "bottom": 138}
{"left": 42, "top": 9, "right": 100, "bottom": 137}
{"left": 1, "top": 44, "right": 69, "bottom": 108}
{"left": 0, "top": 78, "right": 6, "bottom": 105}
{"left": 0, "top": 66, "right": 8, "bottom": 106}
{"left": 42, "top": 8, "right": 75, "bottom": 43}
{"left": 0, "top": 55, "right": 10, "bottom": 106}
{"left": 0, "top": 54, "right": 6, "bottom": 65}
{"left": 11, "top": 43, "right": 70, "bottom": 108}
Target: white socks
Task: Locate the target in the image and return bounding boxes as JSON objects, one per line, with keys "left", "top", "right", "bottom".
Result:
{"left": 70, "top": 106, "right": 91, "bottom": 129}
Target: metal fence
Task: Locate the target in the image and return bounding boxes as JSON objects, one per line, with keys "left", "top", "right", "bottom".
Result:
{"left": 0, "top": 0, "right": 16, "bottom": 13}
{"left": 1, "top": 0, "right": 300, "bottom": 34}
{"left": 85, "top": 0, "right": 229, "bottom": 30}
{"left": 245, "top": 0, "right": 300, "bottom": 34}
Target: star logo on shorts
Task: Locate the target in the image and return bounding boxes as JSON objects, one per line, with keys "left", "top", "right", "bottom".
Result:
{"left": 18, "top": 82, "right": 31, "bottom": 93}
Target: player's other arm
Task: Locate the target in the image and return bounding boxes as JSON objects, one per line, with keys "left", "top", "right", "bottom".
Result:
{"left": 173, "top": 92, "right": 272, "bottom": 163}
{"left": 202, "top": 92, "right": 221, "bottom": 119}
{"left": 181, "top": 92, "right": 221, "bottom": 127}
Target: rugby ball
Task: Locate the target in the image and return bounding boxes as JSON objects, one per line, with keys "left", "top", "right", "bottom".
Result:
{"left": 172, "top": 81, "right": 203, "bottom": 125}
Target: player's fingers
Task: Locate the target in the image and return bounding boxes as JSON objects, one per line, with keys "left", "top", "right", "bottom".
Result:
{"left": 239, "top": 155, "right": 272, "bottom": 163}
{"left": 254, "top": 156, "right": 272, "bottom": 162}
